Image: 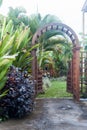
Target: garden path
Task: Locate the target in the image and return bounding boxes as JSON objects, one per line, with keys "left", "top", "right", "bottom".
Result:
{"left": 0, "top": 98, "right": 87, "bottom": 130}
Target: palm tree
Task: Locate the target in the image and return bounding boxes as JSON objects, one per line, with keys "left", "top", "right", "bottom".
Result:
{"left": 7, "top": 7, "right": 29, "bottom": 30}
{"left": 29, "top": 13, "right": 61, "bottom": 35}
{"left": 29, "top": 13, "right": 72, "bottom": 77}
{"left": 42, "top": 36, "right": 72, "bottom": 77}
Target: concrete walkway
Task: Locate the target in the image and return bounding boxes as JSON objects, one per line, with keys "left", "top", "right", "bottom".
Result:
{"left": 0, "top": 98, "right": 87, "bottom": 130}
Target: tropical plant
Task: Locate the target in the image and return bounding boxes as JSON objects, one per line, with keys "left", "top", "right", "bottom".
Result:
{"left": 0, "top": 17, "right": 37, "bottom": 120}
{"left": 0, "top": 33, "right": 17, "bottom": 98}
{"left": 0, "top": 66, "right": 35, "bottom": 119}
{"left": 53, "top": 42, "right": 72, "bottom": 76}
{"left": 0, "top": 18, "right": 39, "bottom": 71}
{"left": 7, "top": 6, "right": 29, "bottom": 30}
{"left": 37, "top": 31, "right": 72, "bottom": 77}
{"left": 38, "top": 51, "right": 54, "bottom": 68}
{"left": 29, "top": 13, "right": 61, "bottom": 35}
{"left": 0, "top": 18, "right": 33, "bottom": 98}
{"left": 28, "top": 13, "right": 65, "bottom": 74}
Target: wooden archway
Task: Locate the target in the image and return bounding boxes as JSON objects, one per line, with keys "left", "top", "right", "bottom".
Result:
{"left": 32, "top": 23, "right": 80, "bottom": 101}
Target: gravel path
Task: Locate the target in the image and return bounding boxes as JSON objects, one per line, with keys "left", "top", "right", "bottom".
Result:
{"left": 0, "top": 98, "right": 87, "bottom": 130}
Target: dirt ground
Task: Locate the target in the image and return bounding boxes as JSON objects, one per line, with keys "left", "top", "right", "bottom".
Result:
{"left": 0, "top": 98, "right": 87, "bottom": 130}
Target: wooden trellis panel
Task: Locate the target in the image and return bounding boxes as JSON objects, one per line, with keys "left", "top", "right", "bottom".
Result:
{"left": 32, "top": 23, "right": 80, "bottom": 101}
{"left": 67, "top": 60, "right": 73, "bottom": 93}
{"left": 80, "top": 51, "right": 87, "bottom": 95}
{"left": 67, "top": 47, "right": 80, "bottom": 101}
{"left": 36, "top": 69, "right": 43, "bottom": 94}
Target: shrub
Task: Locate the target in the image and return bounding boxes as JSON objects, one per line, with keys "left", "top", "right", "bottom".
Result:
{"left": 0, "top": 66, "right": 35, "bottom": 119}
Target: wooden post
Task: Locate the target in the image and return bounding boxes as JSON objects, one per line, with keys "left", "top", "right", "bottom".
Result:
{"left": 72, "top": 47, "right": 80, "bottom": 101}
{"left": 32, "top": 49, "right": 38, "bottom": 94}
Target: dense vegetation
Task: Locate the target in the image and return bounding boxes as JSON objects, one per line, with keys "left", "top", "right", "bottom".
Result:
{"left": 0, "top": 66, "right": 35, "bottom": 120}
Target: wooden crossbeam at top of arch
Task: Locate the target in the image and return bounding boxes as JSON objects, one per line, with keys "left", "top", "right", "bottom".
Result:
{"left": 32, "top": 23, "right": 80, "bottom": 48}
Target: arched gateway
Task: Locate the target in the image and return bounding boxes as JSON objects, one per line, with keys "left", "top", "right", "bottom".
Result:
{"left": 32, "top": 23, "right": 80, "bottom": 101}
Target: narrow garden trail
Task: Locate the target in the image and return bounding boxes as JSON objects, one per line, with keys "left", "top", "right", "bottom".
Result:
{"left": 0, "top": 98, "right": 87, "bottom": 130}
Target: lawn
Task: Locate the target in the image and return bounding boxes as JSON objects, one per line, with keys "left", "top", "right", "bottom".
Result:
{"left": 37, "top": 80, "right": 72, "bottom": 98}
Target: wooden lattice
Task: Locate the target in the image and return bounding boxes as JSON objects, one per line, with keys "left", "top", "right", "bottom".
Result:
{"left": 32, "top": 23, "right": 80, "bottom": 101}
{"left": 80, "top": 51, "right": 87, "bottom": 96}
{"left": 67, "top": 60, "right": 73, "bottom": 93}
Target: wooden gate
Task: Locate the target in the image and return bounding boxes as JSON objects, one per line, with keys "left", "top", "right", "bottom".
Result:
{"left": 32, "top": 23, "right": 80, "bottom": 101}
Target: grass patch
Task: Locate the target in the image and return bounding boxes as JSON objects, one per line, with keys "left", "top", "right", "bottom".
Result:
{"left": 37, "top": 80, "right": 72, "bottom": 98}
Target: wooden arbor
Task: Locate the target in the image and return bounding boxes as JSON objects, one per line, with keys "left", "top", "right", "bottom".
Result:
{"left": 32, "top": 23, "right": 80, "bottom": 101}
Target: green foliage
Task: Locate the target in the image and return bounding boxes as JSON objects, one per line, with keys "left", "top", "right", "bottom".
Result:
{"left": 0, "top": 0, "right": 3, "bottom": 7}
{"left": 29, "top": 13, "right": 72, "bottom": 76}
{"left": 0, "top": 43, "right": 17, "bottom": 98}
{"left": 29, "top": 13, "right": 41, "bottom": 34}
{"left": 0, "top": 19, "right": 34, "bottom": 98}
{"left": 7, "top": 6, "right": 29, "bottom": 29}
{"left": 0, "top": 18, "right": 13, "bottom": 39}
{"left": 38, "top": 51, "right": 54, "bottom": 68}
{"left": 29, "top": 13, "right": 61, "bottom": 34}
{"left": 37, "top": 34, "right": 72, "bottom": 77}
{"left": 79, "top": 33, "right": 87, "bottom": 49}
{"left": 0, "top": 20, "right": 17, "bottom": 95}
{"left": 0, "top": 18, "right": 38, "bottom": 71}
{"left": 0, "top": 15, "right": 40, "bottom": 98}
